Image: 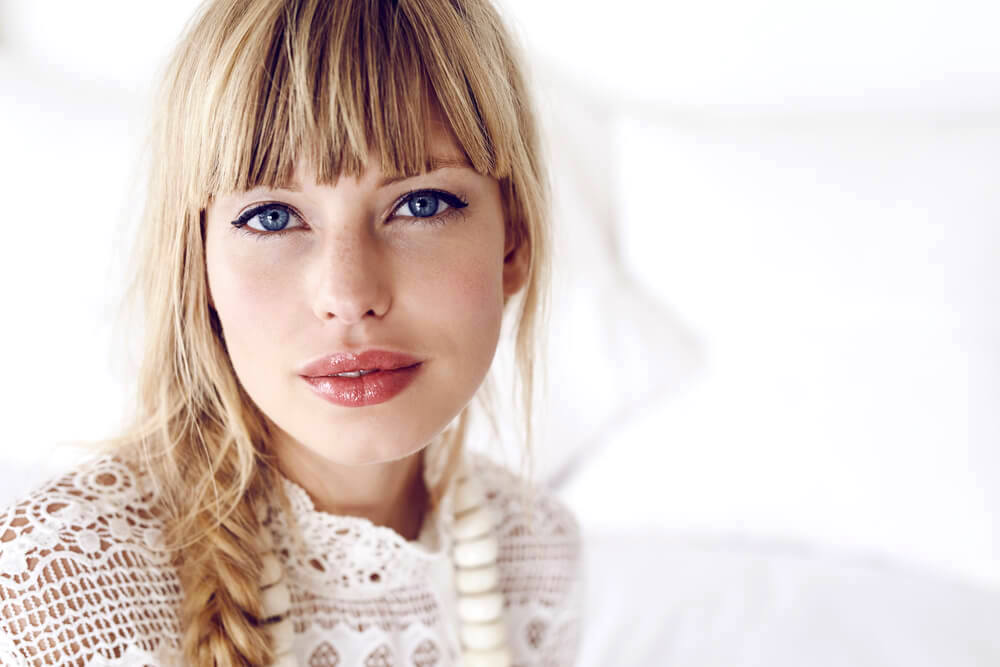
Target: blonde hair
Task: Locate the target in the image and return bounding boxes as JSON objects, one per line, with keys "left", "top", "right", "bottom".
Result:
{"left": 96, "top": 0, "right": 551, "bottom": 664}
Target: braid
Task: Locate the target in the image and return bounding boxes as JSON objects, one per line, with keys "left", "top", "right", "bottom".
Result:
{"left": 172, "top": 458, "right": 278, "bottom": 666}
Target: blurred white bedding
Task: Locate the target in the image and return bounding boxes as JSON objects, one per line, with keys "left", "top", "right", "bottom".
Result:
{"left": 577, "top": 529, "right": 1000, "bottom": 667}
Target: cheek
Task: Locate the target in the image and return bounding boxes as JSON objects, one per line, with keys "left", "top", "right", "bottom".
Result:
{"left": 206, "top": 242, "right": 297, "bottom": 346}
{"left": 457, "top": 260, "right": 503, "bottom": 322}
{"left": 425, "top": 247, "right": 505, "bottom": 355}
{"left": 450, "top": 216, "right": 506, "bottom": 303}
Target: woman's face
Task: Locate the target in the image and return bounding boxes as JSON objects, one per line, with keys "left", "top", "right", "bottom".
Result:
{"left": 204, "top": 118, "right": 526, "bottom": 466}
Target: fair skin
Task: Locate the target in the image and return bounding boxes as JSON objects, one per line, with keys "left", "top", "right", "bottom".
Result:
{"left": 204, "top": 114, "right": 528, "bottom": 540}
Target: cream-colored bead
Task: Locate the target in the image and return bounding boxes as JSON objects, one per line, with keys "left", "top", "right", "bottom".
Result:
{"left": 261, "top": 581, "right": 291, "bottom": 619}
{"left": 455, "top": 563, "right": 500, "bottom": 594}
{"left": 453, "top": 534, "right": 498, "bottom": 568}
{"left": 453, "top": 505, "right": 496, "bottom": 541}
{"left": 454, "top": 476, "right": 487, "bottom": 514}
{"left": 260, "top": 552, "right": 283, "bottom": 588}
{"left": 271, "top": 651, "right": 298, "bottom": 667}
{"left": 250, "top": 468, "right": 515, "bottom": 667}
{"left": 459, "top": 619, "right": 506, "bottom": 651}
{"left": 462, "top": 646, "right": 512, "bottom": 667}
{"left": 266, "top": 614, "right": 295, "bottom": 654}
{"left": 457, "top": 590, "right": 504, "bottom": 623}
{"left": 257, "top": 527, "right": 275, "bottom": 552}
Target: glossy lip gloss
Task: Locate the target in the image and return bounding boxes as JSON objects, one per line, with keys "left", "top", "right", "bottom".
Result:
{"left": 301, "top": 363, "right": 422, "bottom": 407}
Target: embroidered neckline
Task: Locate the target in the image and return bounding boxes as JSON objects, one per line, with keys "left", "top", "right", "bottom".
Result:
{"left": 266, "top": 463, "right": 459, "bottom": 595}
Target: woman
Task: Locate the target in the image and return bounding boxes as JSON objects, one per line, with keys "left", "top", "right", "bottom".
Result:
{"left": 0, "top": 0, "right": 582, "bottom": 665}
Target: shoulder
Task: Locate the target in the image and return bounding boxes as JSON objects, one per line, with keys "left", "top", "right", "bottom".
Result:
{"left": 0, "top": 452, "right": 181, "bottom": 666}
{"left": 466, "top": 453, "right": 585, "bottom": 662}
{"left": 0, "top": 452, "right": 169, "bottom": 570}
{"left": 467, "top": 452, "right": 583, "bottom": 604}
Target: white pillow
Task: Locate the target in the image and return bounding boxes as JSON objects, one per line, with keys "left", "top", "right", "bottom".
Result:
{"left": 577, "top": 529, "right": 1000, "bottom": 666}
{"left": 560, "top": 108, "right": 1000, "bottom": 588}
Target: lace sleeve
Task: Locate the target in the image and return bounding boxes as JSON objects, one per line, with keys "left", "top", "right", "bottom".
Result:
{"left": 0, "top": 456, "right": 182, "bottom": 667}
{"left": 0, "top": 629, "right": 30, "bottom": 667}
{"left": 476, "top": 455, "right": 586, "bottom": 667}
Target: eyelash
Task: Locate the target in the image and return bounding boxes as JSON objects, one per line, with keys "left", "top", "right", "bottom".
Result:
{"left": 229, "top": 188, "right": 469, "bottom": 240}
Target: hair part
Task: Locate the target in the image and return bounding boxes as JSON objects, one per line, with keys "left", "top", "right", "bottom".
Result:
{"left": 93, "top": 0, "right": 551, "bottom": 664}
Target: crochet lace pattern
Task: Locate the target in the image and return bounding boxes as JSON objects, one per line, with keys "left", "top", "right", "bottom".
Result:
{"left": 0, "top": 451, "right": 582, "bottom": 666}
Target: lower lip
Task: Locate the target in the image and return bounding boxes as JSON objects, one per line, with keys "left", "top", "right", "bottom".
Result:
{"left": 301, "top": 364, "right": 422, "bottom": 407}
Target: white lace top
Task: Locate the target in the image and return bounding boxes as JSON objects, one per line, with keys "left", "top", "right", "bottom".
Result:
{"left": 0, "top": 450, "right": 583, "bottom": 666}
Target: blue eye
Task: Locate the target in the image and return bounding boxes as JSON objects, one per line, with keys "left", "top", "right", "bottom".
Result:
{"left": 401, "top": 192, "right": 442, "bottom": 217}
{"left": 255, "top": 206, "right": 289, "bottom": 231}
{"left": 229, "top": 189, "right": 469, "bottom": 239}
{"left": 393, "top": 189, "right": 468, "bottom": 222}
{"left": 232, "top": 203, "right": 301, "bottom": 234}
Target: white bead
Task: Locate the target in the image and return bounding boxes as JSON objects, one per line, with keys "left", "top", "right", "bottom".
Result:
{"left": 272, "top": 651, "right": 298, "bottom": 667}
{"left": 454, "top": 476, "right": 487, "bottom": 514}
{"left": 261, "top": 581, "right": 291, "bottom": 618}
{"left": 266, "top": 615, "right": 295, "bottom": 654}
{"left": 462, "top": 646, "right": 512, "bottom": 667}
{"left": 455, "top": 564, "right": 500, "bottom": 594}
{"left": 453, "top": 534, "right": 498, "bottom": 568}
{"left": 453, "top": 505, "right": 496, "bottom": 541}
{"left": 460, "top": 619, "right": 506, "bottom": 650}
{"left": 457, "top": 590, "right": 504, "bottom": 623}
{"left": 260, "top": 552, "right": 283, "bottom": 588}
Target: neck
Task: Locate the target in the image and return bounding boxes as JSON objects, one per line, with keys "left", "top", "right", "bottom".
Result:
{"left": 273, "top": 438, "right": 429, "bottom": 541}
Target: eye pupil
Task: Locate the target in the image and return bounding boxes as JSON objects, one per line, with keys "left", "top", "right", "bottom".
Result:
{"left": 259, "top": 206, "right": 289, "bottom": 231}
{"left": 409, "top": 194, "right": 438, "bottom": 217}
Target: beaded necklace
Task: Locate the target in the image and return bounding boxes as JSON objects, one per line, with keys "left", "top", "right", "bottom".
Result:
{"left": 254, "top": 462, "right": 512, "bottom": 667}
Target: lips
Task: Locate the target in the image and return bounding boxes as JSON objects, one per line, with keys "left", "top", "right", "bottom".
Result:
{"left": 298, "top": 349, "right": 422, "bottom": 378}
{"left": 301, "top": 364, "right": 423, "bottom": 407}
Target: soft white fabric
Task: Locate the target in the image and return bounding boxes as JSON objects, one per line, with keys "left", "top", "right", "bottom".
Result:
{"left": 594, "top": 111, "right": 1000, "bottom": 588}
{"left": 0, "top": 450, "right": 582, "bottom": 666}
{"left": 575, "top": 530, "right": 1000, "bottom": 666}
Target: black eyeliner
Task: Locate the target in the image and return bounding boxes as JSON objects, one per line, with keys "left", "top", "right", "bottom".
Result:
{"left": 230, "top": 202, "right": 291, "bottom": 228}
{"left": 396, "top": 188, "right": 469, "bottom": 210}
{"left": 230, "top": 189, "right": 469, "bottom": 238}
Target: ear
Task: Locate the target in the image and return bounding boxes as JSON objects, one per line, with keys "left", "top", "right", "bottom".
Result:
{"left": 502, "top": 230, "right": 530, "bottom": 305}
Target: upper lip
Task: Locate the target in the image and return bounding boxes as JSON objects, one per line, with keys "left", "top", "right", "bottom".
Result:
{"left": 298, "top": 349, "right": 422, "bottom": 377}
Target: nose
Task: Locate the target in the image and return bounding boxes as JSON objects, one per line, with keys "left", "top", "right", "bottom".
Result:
{"left": 311, "top": 228, "right": 391, "bottom": 325}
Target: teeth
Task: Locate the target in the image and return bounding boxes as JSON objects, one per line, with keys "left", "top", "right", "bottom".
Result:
{"left": 331, "top": 369, "right": 378, "bottom": 378}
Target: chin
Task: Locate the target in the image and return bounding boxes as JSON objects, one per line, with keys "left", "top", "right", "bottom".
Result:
{"left": 300, "top": 429, "right": 430, "bottom": 467}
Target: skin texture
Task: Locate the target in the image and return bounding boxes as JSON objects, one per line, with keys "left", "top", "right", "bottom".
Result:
{"left": 204, "top": 116, "right": 528, "bottom": 539}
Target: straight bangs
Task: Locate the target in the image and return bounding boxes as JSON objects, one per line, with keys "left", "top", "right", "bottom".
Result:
{"left": 177, "top": 0, "right": 521, "bottom": 202}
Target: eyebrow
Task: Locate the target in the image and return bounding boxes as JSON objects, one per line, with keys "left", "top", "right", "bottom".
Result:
{"left": 375, "top": 155, "right": 475, "bottom": 188}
